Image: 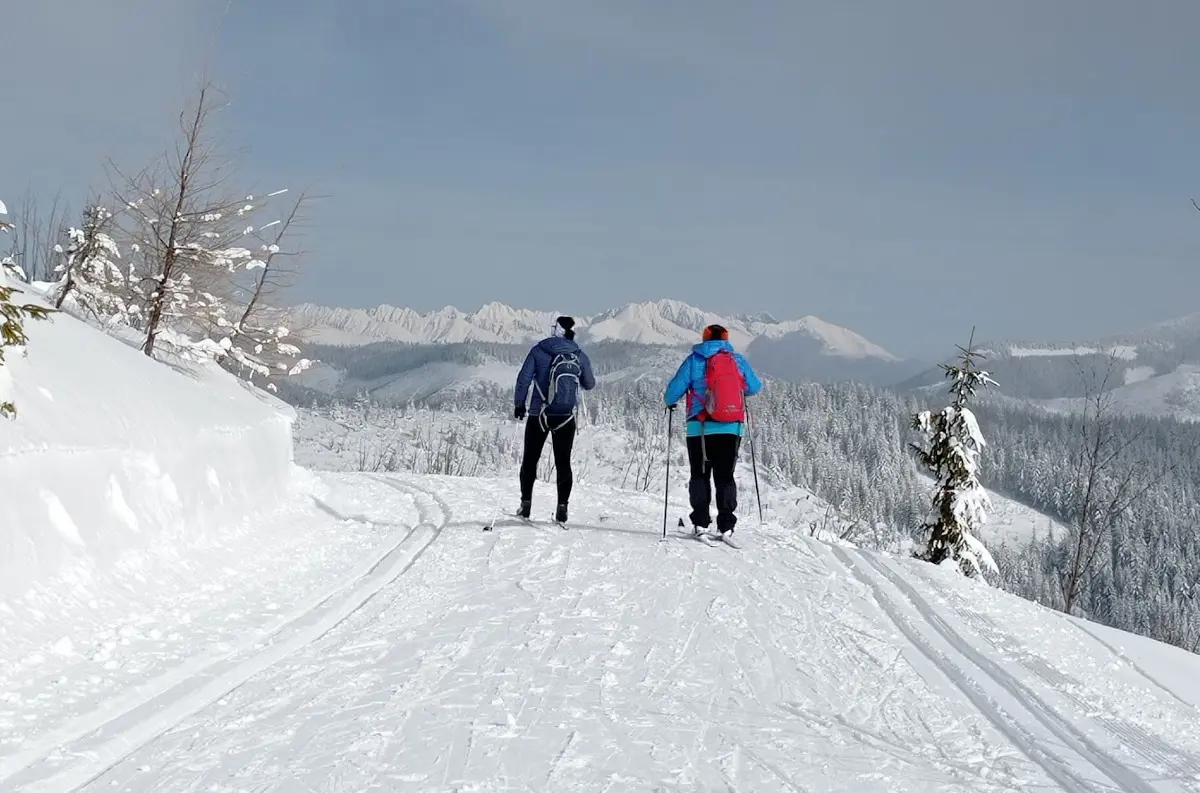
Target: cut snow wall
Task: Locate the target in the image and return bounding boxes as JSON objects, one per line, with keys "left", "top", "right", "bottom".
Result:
{"left": 0, "top": 276, "right": 297, "bottom": 599}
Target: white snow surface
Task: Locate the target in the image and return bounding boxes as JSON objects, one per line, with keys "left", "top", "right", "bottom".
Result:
{"left": 4, "top": 282, "right": 1198, "bottom": 792}
{"left": 1124, "top": 366, "right": 1157, "bottom": 385}
{"left": 5, "top": 471, "right": 1200, "bottom": 792}
{"left": 1037, "top": 364, "right": 1200, "bottom": 422}
{"left": 290, "top": 297, "right": 900, "bottom": 359}
{"left": 0, "top": 273, "right": 296, "bottom": 600}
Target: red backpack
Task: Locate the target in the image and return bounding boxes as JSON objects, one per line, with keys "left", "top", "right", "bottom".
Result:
{"left": 694, "top": 350, "right": 746, "bottom": 422}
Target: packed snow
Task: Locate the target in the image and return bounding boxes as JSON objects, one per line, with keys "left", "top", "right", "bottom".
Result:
{"left": 4, "top": 274, "right": 1199, "bottom": 792}
{"left": 6, "top": 471, "right": 1200, "bottom": 792}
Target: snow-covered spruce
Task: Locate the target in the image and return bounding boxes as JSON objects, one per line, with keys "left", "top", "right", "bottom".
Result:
{"left": 50, "top": 204, "right": 136, "bottom": 326}
{"left": 911, "top": 340, "right": 998, "bottom": 577}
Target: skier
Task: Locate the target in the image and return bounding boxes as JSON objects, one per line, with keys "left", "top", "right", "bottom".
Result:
{"left": 513, "top": 315, "right": 596, "bottom": 523}
{"left": 663, "top": 324, "right": 763, "bottom": 540}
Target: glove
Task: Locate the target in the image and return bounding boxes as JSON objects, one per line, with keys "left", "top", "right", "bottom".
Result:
{"left": 666, "top": 403, "right": 677, "bottom": 412}
{"left": 514, "top": 404, "right": 526, "bottom": 420}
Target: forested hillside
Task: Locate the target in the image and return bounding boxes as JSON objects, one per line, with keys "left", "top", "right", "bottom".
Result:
{"left": 285, "top": 375, "right": 1200, "bottom": 655}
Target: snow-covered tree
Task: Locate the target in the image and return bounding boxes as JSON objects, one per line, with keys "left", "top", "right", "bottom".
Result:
{"left": 108, "top": 82, "right": 255, "bottom": 360}
{"left": 50, "top": 203, "right": 135, "bottom": 326}
{"left": 207, "top": 191, "right": 315, "bottom": 390}
{"left": 910, "top": 335, "right": 998, "bottom": 577}
{"left": 0, "top": 188, "right": 71, "bottom": 284}
{"left": 0, "top": 197, "right": 54, "bottom": 418}
{"left": 104, "top": 81, "right": 314, "bottom": 393}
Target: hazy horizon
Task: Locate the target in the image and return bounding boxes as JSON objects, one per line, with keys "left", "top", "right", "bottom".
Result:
{"left": 5, "top": 0, "right": 1200, "bottom": 360}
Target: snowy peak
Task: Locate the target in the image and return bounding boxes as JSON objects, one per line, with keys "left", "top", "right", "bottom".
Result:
{"left": 755, "top": 315, "right": 900, "bottom": 361}
{"left": 289, "top": 302, "right": 558, "bottom": 346}
{"left": 583, "top": 298, "right": 754, "bottom": 347}
{"left": 290, "top": 298, "right": 901, "bottom": 362}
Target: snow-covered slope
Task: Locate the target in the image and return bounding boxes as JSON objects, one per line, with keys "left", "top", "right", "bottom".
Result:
{"left": 7, "top": 470, "right": 1199, "bottom": 792}
{"left": 901, "top": 311, "right": 1200, "bottom": 417}
{"left": 292, "top": 297, "right": 900, "bottom": 360}
{"left": 0, "top": 273, "right": 478, "bottom": 790}
{"left": 1037, "top": 364, "right": 1200, "bottom": 422}
{"left": 0, "top": 272, "right": 300, "bottom": 599}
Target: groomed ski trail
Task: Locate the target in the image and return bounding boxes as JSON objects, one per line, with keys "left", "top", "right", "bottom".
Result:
{"left": 9, "top": 473, "right": 1200, "bottom": 793}
{"left": 829, "top": 544, "right": 1200, "bottom": 793}
{"left": 1, "top": 478, "right": 454, "bottom": 793}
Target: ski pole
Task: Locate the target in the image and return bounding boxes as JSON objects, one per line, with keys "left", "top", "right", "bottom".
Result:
{"left": 662, "top": 406, "right": 673, "bottom": 540}
{"left": 747, "top": 403, "right": 763, "bottom": 524}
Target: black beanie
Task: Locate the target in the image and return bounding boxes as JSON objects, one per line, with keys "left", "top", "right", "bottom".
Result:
{"left": 556, "top": 316, "right": 575, "bottom": 331}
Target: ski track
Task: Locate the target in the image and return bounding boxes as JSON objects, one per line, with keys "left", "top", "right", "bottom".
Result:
{"left": 829, "top": 543, "right": 1200, "bottom": 793}
{"left": 2, "top": 477, "right": 451, "bottom": 793}
{"left": 1069, "top": 621, "right": 1198, "bottom": 713}
{"left": 7, "top": 474, "right": 1199, "bottom": 792}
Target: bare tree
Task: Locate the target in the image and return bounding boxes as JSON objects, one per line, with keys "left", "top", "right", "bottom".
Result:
{"left": 1058, "top": 350, "right": 1166, "bottom": 614}
{"left": 109, "top": 80, "right": 255, "bottom": 359}
{"left": 213, "top": 190, "right": 317, "bottom": 387}
{"left": 102, "top": 78, "right": 313, "bottom": 392}
{"left": 1, "top": 187, "right": 71, "bottom": 284}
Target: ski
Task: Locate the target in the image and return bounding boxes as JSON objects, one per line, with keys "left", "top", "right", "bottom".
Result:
{"left": 673, "top": 518, "right": 740, "bottom": 548}
{"left": 675, "top": 518, "right": 717, "bottom": 546}
{"left": 676, "top": 529, "right": 717, "bottom": 546}
{"left": 712, "top": 531, "right": 742, "bottom": 549}
{"left": 483, "top": 517, "right": 530, "bottom": 531}
{"left": 484, "top": 510, "right": 541, "bottom": 531}
{"left": 550, "top": 514, "right": 569, "bottom": 530}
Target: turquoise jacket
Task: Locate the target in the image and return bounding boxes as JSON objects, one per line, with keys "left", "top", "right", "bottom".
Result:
{"left": 663, "top": 339, "right": 763, "bottom": 437}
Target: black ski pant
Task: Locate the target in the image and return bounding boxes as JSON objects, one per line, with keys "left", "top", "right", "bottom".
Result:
{"left": 687, "top": 432, "right": 741, "bottom": 533}
{"left": 519, "top": 415, "right": 576, "bottom": 506}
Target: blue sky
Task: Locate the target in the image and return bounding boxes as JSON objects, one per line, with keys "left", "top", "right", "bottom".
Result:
{"left": 5, "top": 0, "right": 1200, "bottom": 359}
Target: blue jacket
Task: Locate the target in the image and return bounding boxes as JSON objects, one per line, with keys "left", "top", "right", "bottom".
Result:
{"left": 663, "top": 339, "right": 763, "bottom": 437}
{"left": 515, "top": 336, "right": 596, "bottom": 415}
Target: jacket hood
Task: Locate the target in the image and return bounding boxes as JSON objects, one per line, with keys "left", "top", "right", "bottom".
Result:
{"left": 690, "top": 339, "right": 735, "bottom": 359}
{"left": 537, "top": 336, "right": 581, "bottom": 355}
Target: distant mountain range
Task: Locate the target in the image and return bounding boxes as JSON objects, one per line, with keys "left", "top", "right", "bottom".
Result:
{"left": 902, "top": 312, "right": 1200, "bottom": 421}
{"left": 285, "top": 299, "right": 1200, "bottom": 420}
{"left": 288, "top": 298, "right": 926, "bottom": 389}
{"left": 290, "top": 298, "right": 891, "bottom": 354}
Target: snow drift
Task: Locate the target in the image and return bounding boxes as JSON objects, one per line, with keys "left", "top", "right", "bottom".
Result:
{"left": 0, "top": 273, "right": 297, "bottom": 599}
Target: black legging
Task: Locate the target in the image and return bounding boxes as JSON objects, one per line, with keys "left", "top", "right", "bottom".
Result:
{"left": 519, "top": 415, "right": 577, "bottom": 505}
{"left": 686, "top": 433, "right": 741, "bottom": 532}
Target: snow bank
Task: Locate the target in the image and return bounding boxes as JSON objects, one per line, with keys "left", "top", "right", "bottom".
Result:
{"left": 0, "top": 274, "right": 297, "bottom": 599}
